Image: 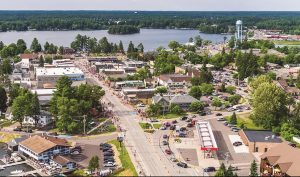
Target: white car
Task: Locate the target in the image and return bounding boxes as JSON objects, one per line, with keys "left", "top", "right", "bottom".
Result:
{"left": 217, "top": 117, "right": 225, "bottom": 121}
{"left": 160, "top": 126, "right": 167, "bottom": 130}
{"left": 137, "top": 103, "right": 145, "bottom": 107}
{"left": 104, "top": 162, "right": 116, "bottom": 167}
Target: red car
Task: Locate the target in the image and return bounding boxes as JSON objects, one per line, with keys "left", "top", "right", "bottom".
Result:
{"left": 165, "top": 149, "right": 172, "bottom": 155}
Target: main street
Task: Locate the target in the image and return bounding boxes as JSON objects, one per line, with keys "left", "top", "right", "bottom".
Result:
{"left": 75, "top": 59, "right": 201, "bottom": 176}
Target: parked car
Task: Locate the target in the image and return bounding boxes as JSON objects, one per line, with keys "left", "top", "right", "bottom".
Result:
{"left": 13, "top": 127, "right": 22, "bottom": 132}
{"left": 163, "top": 134, "right": 168, "bottom": 139}
{"left": 180, "top": 127, "right": 187, "bottom": 131}
{"left": 185, "top": 119, "right": 192, "bottom": 122}
{"left": 23, "top": 129, "right": 33, "bottom": 133}
{"left": 187, "top": 123, "right": 194, "bottom": 127}
{"left": 100, "top": 143, "right": 112, "bottom": 148}
{"left": 162, "top": 140, "right": 169, "bottom": 146}
{"left": 233, "top": 141, "right": 243, "bottom": 146}
{"left": 104, "top": 159, "right": 115, "bottom": 163}
{"left": 137, "top": 103, "right": 145, "bottom": 107}
{"left": 170, "top": 157, "right": 178, "bottom": 162}
{"left": 231, "top": 127, "right": 240, "bottom": 132}
{"left": 104, "top": 153, "right": 114, "bottom": 156}
{"left": 180, "top": 116, "right": 188, "bottom": 121}
{"left": 150, "top": 119, "right": 159, "bottom": 123}
{"left": 217, "top": 117, "right": 225, "bottom": 121}
{"left": 288, "top": 142, "right": 297, "bottom": 148}
{"left": 165, "top": 149, "right": 172, "bottom": 155}
{"left": 164, "top": 122, "right": 171, "bottom": 127}
{"left": 172, "top": 120, "right": 178, "bottom": 124}
{"left": 204, "top": 167, "right": 216, "bottom": 172}
{"left": 102, "top": 147, "right": 112, "bottom": 152}
{"left": 170, "top": 125, "right": 176, "bottom": 130}
{"left": 104, "top": 162, "right": 116, "bottom": 167}
{"left": 177, "top": 162, "right": 188, "bottom": 168}
{"left": 223, "top": 121, "right": 228, "bottom": 126}
{"left": 216, "top": 113, "right": 223, "bottom": 116}
{"left": 160, "top": 126, "right": 167, "bottom": 130}
{"left": 199, "top": 112, "right": 207, "bottom": 116}
{"left": 104, "top": 156, "right": 114, "bottom": 161}
{"left": 179, "top": 133, "right": 186, "bottom": 137}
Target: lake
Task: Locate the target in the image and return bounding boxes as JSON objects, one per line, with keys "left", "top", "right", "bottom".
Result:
{"left": 0, "top": 29, "right": 231, "bottom": 51}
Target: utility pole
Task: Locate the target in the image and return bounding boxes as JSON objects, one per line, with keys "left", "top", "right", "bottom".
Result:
{"left": 83, "top": 115, "right": 87, "bottom": 136}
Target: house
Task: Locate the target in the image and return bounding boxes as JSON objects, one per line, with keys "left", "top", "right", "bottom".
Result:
{"left": 63, "top": 47, "right": 75, "bottom": 54}
{"left": 12, "top": 68, "right": 23, "bottom": 81}
{"left": 239, "top": 130, "right": 282, "bottom": 153}
{"left": 152, "top": 94, "right": 199, "bottom": 112}
{"left": 276, "top": 79, "right": 300, "bottom": 96}
{"left": 23, "top": 110, "right": 53, "bottom": 127}
{"left": 7, "top": 136, "right": 28, "bottom": 151}
{"left": 19, "top": 135, "right": 70, "bottom": 162}
{"left": 50, "top": 155, "right": 77, "bottom": 171}
{"left": 260, "top": 143, "right": 300, "bottom": 177}
{"left": 157, "top": 74, "right": 191, "bottom": 88}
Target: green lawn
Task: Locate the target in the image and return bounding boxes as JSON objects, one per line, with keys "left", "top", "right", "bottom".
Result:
{"left": 108, "top": 140, "right": 138, "bottom": 176}
{"left": 225, "top": 113, "right": 265, "bottom": 130}
{"left": 157, "top": 113, "right": 185, "bottom": 119}
{"left": 0, "top": 120, "right": 15, "bottom": 127}
{"left": 273, "top": 40, "right": 300, "bottom": 45}
{"left": 152, "top": 123, "right": 162, "bottom": 129}
{"left": 139, "top": 122, "right": 153, "bottom": 129}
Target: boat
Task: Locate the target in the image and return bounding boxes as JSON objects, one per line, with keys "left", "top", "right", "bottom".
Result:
{"left": 10, "top": 170, "right": 24, "bottom": 174}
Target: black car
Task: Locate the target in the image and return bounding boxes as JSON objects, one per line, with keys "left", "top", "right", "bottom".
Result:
{"left": 288, "top": 142, "right": 297, "bottom": 148}
{"left": 233, "top": 141, "right": 242, "bottom": 146}
{"left": 204, "top": 167, "right": 216, "bottom": 172}
{"left": 13, "top": 127, "right": 22, "bottom": 131}
{"left": 104, "top": 156, "right": 114, "bottom": 160}
{"left": 162, "top": 140, "right": 169, "bottom": 146}
{"left": 199, "top": 112, "right": 206, "bottom": 116}
{"left": 180, "top": 116, "right": 188, "bottom": 121}
{"left": 216, "top": 113, "right": 223, "bottom": 116}
{"left": 100, "top": 143, "right": 112, "bottom": 148}
{"left": 104, "top": 153, "right": 114, "bottom": 156}
{"left": 187, "top": 123, "right": 194, "bottom": 127}
{"left": 177, "top": 162, "right": 188, "bottom": 168}
{"left": 170, "top": 125, "right": 176, "bottom": 130}
{"left": 180, "top": 127, "right": 187, "bottom": 131}
{"left": 23, "top": 129, "right": 33, "bottom": 133}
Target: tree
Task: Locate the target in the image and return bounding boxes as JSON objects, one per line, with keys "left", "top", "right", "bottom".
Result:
{"left": 0, "top": 86, "right": 7, "bottom": 112}
{"left": 235, "top": 50, "right": 260, "bottom": 79}
{"left": 16, "top": 39, "right": 27, "bottom": 53}
{"left": 155, "top": 87, "right": 168, "bottom": 95}
{"left": 189, "top": 101, "right": 204, "bottom": 112}
{"left": 118, "top": 41, "right": 124, "bottom": 53}
{"left": 12, "top": 93, "right": 32, "bottom": 128}
{"left": 249, "top": 160, "right": 258, "bottom": 177}
{"left": 31, "top": 92, "right": 40, "bottom": 127}
{"left": 251, "top": 82, "right": 288, "bottom": 129}
{"left": 137, "top": 43, "right": 144, "bottom": 53}
{"left": 228, "top": 94, "right": 241, "bottom": 105}
{"left": 39, "top": 55, "right": 44, "bottom": 67}
{"left": 146, "top": 104, "right": 162, "bottom": 117}
{"left": 225, "top": 86, "right": 236, "bottom": 94}
{"left": 230, "top": 112, "right": 237, "bottom": 125}
{"left": 200, "top": 83, "right": 214, "bottom": 95}
{"left": 215, "top": 163, "right": 226, "bottom": 177}
{"left": 127, "top": 41, "right": 135, "bottom": 53}
{"left": 168, "top": 40, "right": 180, "bottom": 51}
{"left": 99, "top": 37, "right": 111, "bottom": 53}
{"left": 88, "top": 156, "right": 99, "bottom": 172}
{"left": 189, "top": 86, "right": 202, "bottom": 99}
{"left": 250, "top": 75, "right": 272, "bottom": 91}
{"left": 30, "top": 38, "right": 42, "bottom": 53}
{"left": 212, "top": 98, "right": 222, "bottom": 110}
{"left": 170, "top": 104, "right": 184, "bottom": 115}
{"left": 280, "top": 123, "right": 299, "bottom": 141}
{"left": 58, "top": 46, "right": 64, "bottom": 55}
{"left": 195, "top": 35, "right": 203, "bottom": 47}
{"left": 0, "top": 59, "right": 12, "bottom": 74}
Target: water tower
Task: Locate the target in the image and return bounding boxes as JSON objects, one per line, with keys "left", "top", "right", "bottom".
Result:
{"left": 235, "top": 20, "right": 243, "bottom": 47}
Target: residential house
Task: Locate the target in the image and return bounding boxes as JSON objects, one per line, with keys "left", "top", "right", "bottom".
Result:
{"left": 19, "top": 135, "right": 71, "bottom": 162}
{"left": 260, "top": 143, "right": 300, "bottom": 177}
{"left": 276, "top": 79, "right": 300, "bottom": 96}
{"left": 239, "top": 130, "right": 282, "bottom": 153}
{"left": 22, "top": 110, "right": 53, "bottom": 127}
{"left": 152, "top": 94, "right": 199, "bottom": 112}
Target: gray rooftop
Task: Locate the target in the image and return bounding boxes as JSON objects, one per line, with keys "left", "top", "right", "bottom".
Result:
{"left": 243, "top": 130, "right": 282, "bottom": 143}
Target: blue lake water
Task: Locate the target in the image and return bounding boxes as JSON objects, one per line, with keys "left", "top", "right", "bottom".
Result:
{"left": 0, "top": 29, "right": 231, "bottom": 51}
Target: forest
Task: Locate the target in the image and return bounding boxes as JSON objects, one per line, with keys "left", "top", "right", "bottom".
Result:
{"left": 0, "top": 11, "right": 300, "bottom": 34}
{"left": 108, "top": 25, "right": 140, "bottom": 34}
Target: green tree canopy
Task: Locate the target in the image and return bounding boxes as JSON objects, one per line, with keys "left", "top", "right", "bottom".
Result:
{"left": 189, "top": 86, "right": 202, "bottom": 99}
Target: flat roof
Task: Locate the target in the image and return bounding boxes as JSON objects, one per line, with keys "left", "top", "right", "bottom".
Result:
{"left": 196, "top": 121, "right": 218, "bottom": 151}
{"left": 243, "top": 130, "right": 282, "bottom": 143}
{"left": 36, "top": 67, "right": 84, "bottom": 76}
{"left": 30, "top": 89, "right": 56, "bottom": 95}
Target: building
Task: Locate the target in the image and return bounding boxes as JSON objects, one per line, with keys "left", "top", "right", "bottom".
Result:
{"left": 157, "top": 74, "right": 191, "bottom": 88}
{"left": 50, "top": 155, "right": 77, "bottom": 172}
{"left": 122, "top": 88, "right": 155, "bottom": 104}
{"left": 260, "top": 143, "right": 300, "bottom": 177}
{"left": 22, "top": 110, "right": 53, "bottom": 127}
{"left": 152, "top": 94, "right": 199, "bottom": 112}
{"left": 239, "top": 130, "right": 282, "bottom": 153}
{"left": 125, "top": 60, "right": 145, "bottom": 68}
{"left": 113, "top": 80, "right": 145, "bottom": 90}
{"left": 196, "top": 121, "right": 218, "bottom": 158}
{"left": 30, "top": 89, "right": 56, "bottom": 106}
{"left": 7, "top": 136, "right": 28, "bottom": 151}
{"left": 35, "top": 67, "right": 85, "bottom": 88}
{"left": 19, "top": 135, "right": 70, "bottom": 162}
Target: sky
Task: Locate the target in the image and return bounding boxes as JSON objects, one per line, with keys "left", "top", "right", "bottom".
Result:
{"left": 0, "top": 0, "right": 299, "bottom": 11}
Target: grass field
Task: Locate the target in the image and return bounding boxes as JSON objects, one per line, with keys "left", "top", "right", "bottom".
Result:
{"left": 109, "top": 140, "right": 138, "bottom": 176}
{"left": 152, "top": 123, "right": 162, "bottom": 129}
{"left": 157, "top": 113, "right": 185, "bottom": 119}
{"left": 0, "top": 132, "right": 20, "bottom": 143}
{"left": 139, "top": 122, "right": 153, "bottom": 129}
{"left": 226, "top": 112, "right": 265, "bottom": 130}
{"left": 273, "top": 40, "right": 300, "bottom": 45}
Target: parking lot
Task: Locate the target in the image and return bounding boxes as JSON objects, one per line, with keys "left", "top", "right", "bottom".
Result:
{"left": 228, "top": 135, "right": 249, "bottom": 153}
